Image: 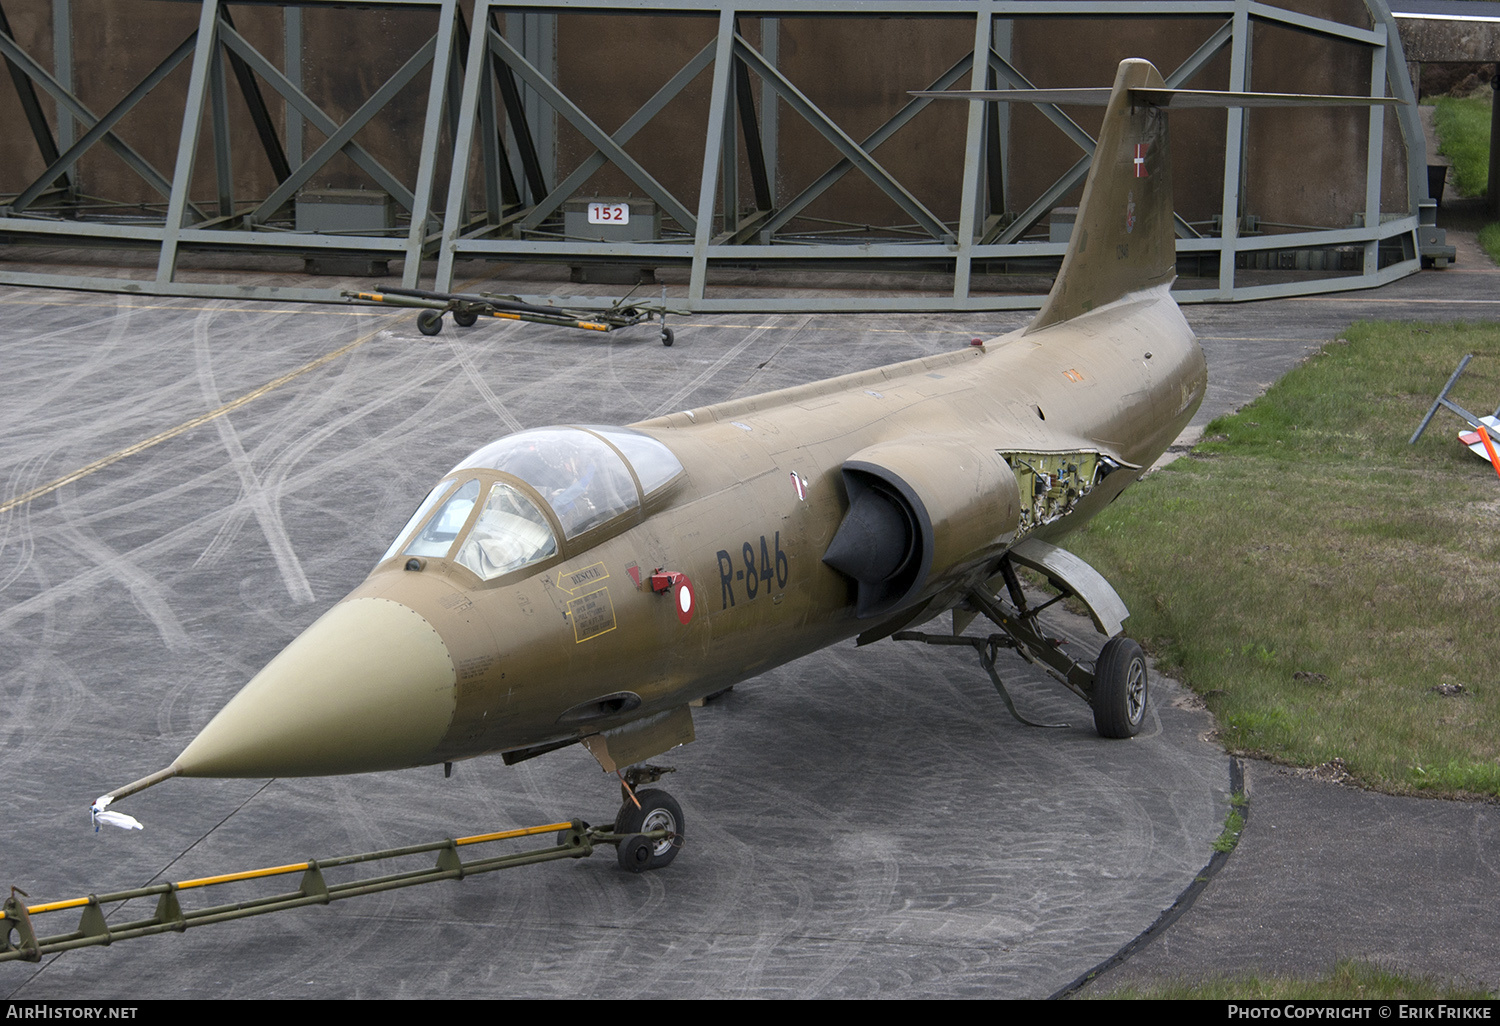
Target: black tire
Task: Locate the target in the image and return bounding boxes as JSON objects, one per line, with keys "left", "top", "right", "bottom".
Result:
{"left": 452, "top": 308, "right": 479, "bottom": 328}
{"left": 660, "top": 327, "right": 674, "bottom": 347}
{"left": 617, "top": 834, "right": 655, "bottom": 873}
{"left": 1092, "top": 636, "right": 1148, "bottom": 738}
{"left": 417, "top": 309, "right": 444, "bottom": 336}
{"left": 614, "top": 788, "right": 683, "bottom": 871}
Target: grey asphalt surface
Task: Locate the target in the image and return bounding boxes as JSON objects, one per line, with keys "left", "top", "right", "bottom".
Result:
{"left": 0, "top": 232, "right": 1497, "bottom": 998}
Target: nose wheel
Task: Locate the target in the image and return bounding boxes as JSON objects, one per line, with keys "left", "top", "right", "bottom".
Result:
{"left": 611, "top": 765, "right": 683, "bottom": 872}
{"left": 615, "top": 789, "right": 683, "bottom": 872}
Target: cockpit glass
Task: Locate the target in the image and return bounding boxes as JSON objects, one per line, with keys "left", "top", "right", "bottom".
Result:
{"left": 580, "top": 426, "right": 684, "bottom": 494}
{"left": 453, "top": 428, "right": 639, "bottom": 539}
{"left": 403, "top": 478, "right": 480, "bottom": 557}
{"left": 454, "top": 482, "right": 558, "bottom": 580}
{"left": 380, "top": 479, "right": 455, "bottom": 564}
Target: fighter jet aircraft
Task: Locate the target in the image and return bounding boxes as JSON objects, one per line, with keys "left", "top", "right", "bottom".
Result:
{"left": 99, "top": 59, "right": 1373, "bottom": 870}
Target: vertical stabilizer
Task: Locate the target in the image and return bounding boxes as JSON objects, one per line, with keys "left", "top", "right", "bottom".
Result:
{"left": 1027, "top": 59, "right": 1174, "bottom": 333}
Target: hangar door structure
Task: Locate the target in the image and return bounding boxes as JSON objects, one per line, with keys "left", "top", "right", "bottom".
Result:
{"left": 0, "top": 0, "right": 1431, "bottom": 311}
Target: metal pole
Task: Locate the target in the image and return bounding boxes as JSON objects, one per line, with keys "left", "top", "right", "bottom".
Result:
{"left": 157, "top": 0, "right": 223, "bottom": 285}
{"left": 1363, "top": 24, "right": 1388, "bottom": 276}
{"left": 953, "top": 3, "right": 993, "bottom": 303}
{"left": 400, "top": 0, "right": 458, "bottom": 289}
{"left": 1217, "top": 0, "right": 1251, "bottom": 299}
{"left": 52, "top": 0, "right": 72, "bottom": 153}
{"left": 436, "top": 0, "right": 494, "bottom": 292}
{"left": 690, "top": 8, "right": 736, "bottom": 301}
{"left": 760, "top": 14, "right": 778, "bottom": 235}
{"left": 285, "top": 6, "right": 302, "bottom": 174}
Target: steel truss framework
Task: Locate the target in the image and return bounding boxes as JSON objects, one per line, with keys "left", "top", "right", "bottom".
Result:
{"left": 0, "top": 0, "right": 1428, "bottom": 310}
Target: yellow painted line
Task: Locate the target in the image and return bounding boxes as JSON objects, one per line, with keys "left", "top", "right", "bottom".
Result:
{"left": 455, "top": 821, "right": 573, "bottom": 845}
{"left": 0, "top": 321, "right": 388, "bottom": 516}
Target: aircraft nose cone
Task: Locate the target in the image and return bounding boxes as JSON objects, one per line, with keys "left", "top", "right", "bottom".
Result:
{"left": 176, "top": 597, "right": 456, "bottom": 778}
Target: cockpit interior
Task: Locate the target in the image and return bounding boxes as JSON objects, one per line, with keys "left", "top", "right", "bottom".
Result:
{"left": 379, "top": 426, "right": 684, "bottom": 581}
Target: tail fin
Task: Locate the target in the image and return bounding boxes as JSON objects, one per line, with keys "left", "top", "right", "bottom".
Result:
{"left": 912, "top": 59, "right": 1397, "bottom": 330}
{"left": 1027, "top": 59, "right": 1174, "bottom": 333}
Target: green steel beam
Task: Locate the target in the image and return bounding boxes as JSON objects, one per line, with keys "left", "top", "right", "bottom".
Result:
{"left": 0, "top": 0, "right": 1429, "bottom": 313}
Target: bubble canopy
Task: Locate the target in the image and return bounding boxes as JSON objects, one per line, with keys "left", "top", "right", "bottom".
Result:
{"left": 380, "top": 427, "right": 683, "bottom": 581}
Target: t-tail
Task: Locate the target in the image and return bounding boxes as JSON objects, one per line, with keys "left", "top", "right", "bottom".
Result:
{"left": 1027, "top": 59, "right": 1174, "bottom": 333}
{"left": 915, "top": 57, "right": 1399, "bottom": 332}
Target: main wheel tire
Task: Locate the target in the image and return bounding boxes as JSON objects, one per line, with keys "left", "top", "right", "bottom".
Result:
{"left": 417, "top": 309, "right": 444, "bottom": 336}
{"left": 1092, "top": 636, "right": 1148, "bottom": 738}
{"left": 614, "top": 788, "right": 683, "bottom": 871}
{"left": 452, "top": 308, "right": 479, "bottom": 327}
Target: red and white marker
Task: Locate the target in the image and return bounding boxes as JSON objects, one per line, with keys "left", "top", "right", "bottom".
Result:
{"left": 1134, "top": 142, "right": 1150, "bottom": 178}
{"left": 650, "top": 569, "right": 696, "bottom": 624}
{"left": 674, "top": 575, "right": 695, "bottom": 624}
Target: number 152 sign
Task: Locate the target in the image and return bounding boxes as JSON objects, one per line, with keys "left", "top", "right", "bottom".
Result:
{"left": 587, "top": 202, "right": 630, "bottom": 225}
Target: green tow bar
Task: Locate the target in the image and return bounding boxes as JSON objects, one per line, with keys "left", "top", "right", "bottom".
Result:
{"left": 342, "top": 285, "right": 680, "bottom": 346}
{"left": 1, "top": 820, "right": 673, "bottom": 962}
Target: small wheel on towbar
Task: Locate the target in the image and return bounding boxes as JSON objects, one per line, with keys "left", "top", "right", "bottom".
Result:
{"left": 660, "top": 326, "right": 674, "bottom": 347}
{"left": 614, "top": 788, "right": 683, "bottom": 872}
{"left": 452, "top": 308, "right": 479, "bottom": 328}
{"left": 417, "top": 309, "right": 444, "bottom": 336}
{"left": 1092, "top": 636, "right": 1148, "bottom": 738}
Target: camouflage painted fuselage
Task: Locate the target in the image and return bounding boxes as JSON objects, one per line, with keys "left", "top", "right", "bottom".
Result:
{"left": 164, "top": 58, "right": 1206, "bottom": 783}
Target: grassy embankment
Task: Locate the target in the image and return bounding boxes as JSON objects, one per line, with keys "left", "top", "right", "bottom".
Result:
{"left": 1067, "top": 322, "right": 1500, "bottom": 797}
{"left": 1100, "top": 959, "right": 1494, "bottom": 1000}
{"left": 1431, "top": 94, "right": 1500, "bottom": 262}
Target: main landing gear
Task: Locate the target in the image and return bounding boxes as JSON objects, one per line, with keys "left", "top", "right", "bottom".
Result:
{"left": 894, "top": 538, "right": 1149, "bottom": 738}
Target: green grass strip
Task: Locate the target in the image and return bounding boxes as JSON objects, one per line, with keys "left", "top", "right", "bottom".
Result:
{"left": 1099, "top": 959, "right": 1494, "bottom": 1000}
{"left": 1067, "top": 323, "right": 1500, "bottom": 797}
{"left": 1432, "top": 95, "right": 1491, "bottom": 198}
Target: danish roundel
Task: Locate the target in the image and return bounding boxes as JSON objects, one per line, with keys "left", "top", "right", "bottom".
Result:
{"left": 675, "top": 575, "right": 695, "bottom": 624}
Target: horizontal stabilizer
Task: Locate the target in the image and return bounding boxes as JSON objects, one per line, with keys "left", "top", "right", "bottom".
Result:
{"left": 911, "top": 87, "right": 1399, "bottom": 109}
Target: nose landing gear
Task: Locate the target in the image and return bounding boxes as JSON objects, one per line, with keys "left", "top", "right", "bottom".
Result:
{"left": 611, "top": 765, "right": 684, "bottom": 873}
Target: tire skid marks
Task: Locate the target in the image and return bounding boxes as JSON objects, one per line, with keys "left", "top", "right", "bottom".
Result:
{"left": 13, "top": 297, "right": 202, "bottom": 457}
{"left": 0, "top": 654, "right": 87, "bottom": 768}
{"left": 0, "top": 340, "right": 494, "bottom": 636}
{"left": 648, "top": 316, "right": 803, "bottom": 418}
{"left": 51, "top": 489, "right": 192, "bottom": 653}
{"left": 189, "top": 333, "right": 392, "bottom": 573}
{"left": 193, "top": 305, "right": 315, "bottom": 605}
{"left": 0, "top": 452, "right": 54, "bottom": 594}
{"left": 4, "top": 293, "right": 136, "bottom": 426}
{"left": 724, "top": 315, "right": 816, "bottom": 401}
{"left": 728, "top": 638, "right": 1177, "bottom": 993}
{"left": 1472, "top": 809, "right": 1500, "bottom": 882}
{"left": 447, "top": 330, "right": 526, "bottom": 434}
